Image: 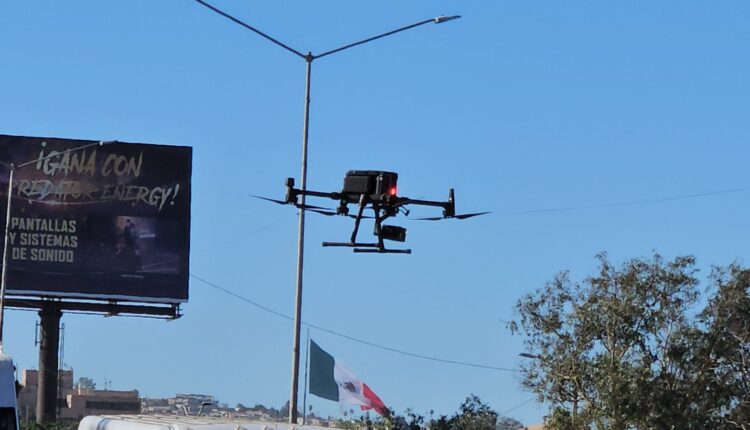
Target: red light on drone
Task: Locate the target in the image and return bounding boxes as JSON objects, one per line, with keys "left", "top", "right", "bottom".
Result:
{"left": 389, "top": 186, "right": 397, "bottom": 196}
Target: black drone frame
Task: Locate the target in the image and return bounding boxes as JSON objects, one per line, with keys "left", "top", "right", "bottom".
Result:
{"left": 253, "top": 172, "right": 488, "bottom": 254}
{"left": 280, "top": 177, "right": 482, "bottom": 254}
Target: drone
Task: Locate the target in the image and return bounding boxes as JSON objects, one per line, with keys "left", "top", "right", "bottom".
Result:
{"left": 255, "top": 170, "right": 489, "bottom": 254}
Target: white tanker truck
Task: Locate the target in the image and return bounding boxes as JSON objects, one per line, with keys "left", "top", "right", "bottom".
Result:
{"left": 79, "top": 415, "right": 331, "bottom": 430}
{"left": 0, "top": 352, "right": 19, "bottom": 430}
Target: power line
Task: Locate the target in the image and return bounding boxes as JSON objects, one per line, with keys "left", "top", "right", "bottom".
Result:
{"left": 305, "top": 322, "right": 517, "bottom": 372}
{"left": 190, "top": 272, "right": 517, "bottom": 373}
{"left": 500, "top": 397, "right": 536, "bottom": 416}
{"left": 496, "top": 186, "right": 750, "bottom": 216}
{"left": 191, "top": 272, "right": 292, "bottom": 321}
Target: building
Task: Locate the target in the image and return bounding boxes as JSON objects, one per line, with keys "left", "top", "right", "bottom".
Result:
{"left": 65, "top": 387, "right": 140, "bottom": 418}
{"left": 140, "top": 398, "right": 173, "bottom": 415}
{"left": 168, "top": 394, "right": 217, "bottom": 416}
{"left": 17, "top": 369, "right": 140, "bottom": 421}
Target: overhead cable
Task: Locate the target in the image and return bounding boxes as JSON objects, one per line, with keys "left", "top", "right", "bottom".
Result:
{"left": 497, "top": 187, "right": 749, "bottom": 216}
{"left": 189, "top": 273, "right": 517, "bottom": 373}
{"left": 499, "top": 397, "right": 536, "bottom": 416}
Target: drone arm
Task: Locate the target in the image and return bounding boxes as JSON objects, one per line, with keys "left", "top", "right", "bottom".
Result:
{"left": 302, "top": 189, "right": 341, "bottom": 200}
{"left": 285, "top": 178, "right": 341, "bottom": 203}
{"left": 396, "top": 197, "right": 447, "bottom": 208}
{"left": 395, "top": 194, "right": 455, "bottom": 217}
{"left": 396, "top": 189, "right": 455, "bottom": 217}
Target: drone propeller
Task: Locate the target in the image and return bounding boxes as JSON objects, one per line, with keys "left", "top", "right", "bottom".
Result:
{"left": 303, "top": 209, "right": 375, "bottom": 219}
{"left": 414, "top": 211, "right": 491, "bottom": 221}
{"left": 251, "top": 195, "right": 287, "bottom": 205}
{"left": 252, "top": 195, "right": 375, "bottom": 220}
{"left": 307, "top": 208, "right": 338, "bottom": 216}
{"left": 251, "top": 195, "right": 334, "bottom": 211}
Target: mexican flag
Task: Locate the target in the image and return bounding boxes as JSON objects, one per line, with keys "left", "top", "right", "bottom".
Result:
{"left": 309, "top": 340, "right": 389, "bottom": 417}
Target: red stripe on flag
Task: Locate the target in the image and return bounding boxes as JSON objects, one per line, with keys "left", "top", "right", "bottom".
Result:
{"left": 362, "top": 383, "right": 389, "bottom": 417}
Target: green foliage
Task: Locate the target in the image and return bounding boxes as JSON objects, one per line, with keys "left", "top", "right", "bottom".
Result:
{"left": 73, "top": 377, "right": 95, "bottom": 391}
{"left": 379, "top": 407, "right": 424, "bottom": 430}
{"left": 333, "top": 419, "right": 361, "bottom": 430}
{"left": 448, "top": 395, "right": 498, "bottom": 430}
{"left": 512, "top": 253, "right": 750, "bottom": 429}
{"left": 277, "top": 400, "right": 302, "bottom": 421}
{"left": 496, "top": 415, "right": 525, "bottom": 430}
{"left": 373, "top": 395, "right": 518, "bottom": 430}
{"left": 694, "top": 264, "right": 750, "bottom": 428}
{"left": 21, "top": 420, "right": 78, "bottom": 430}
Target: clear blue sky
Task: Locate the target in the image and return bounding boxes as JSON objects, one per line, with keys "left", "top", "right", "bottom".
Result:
{"left": 2, "top": 0, "right": 749, "bottom": 425}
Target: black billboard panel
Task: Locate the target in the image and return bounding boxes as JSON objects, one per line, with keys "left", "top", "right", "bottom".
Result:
{"left": 0, "top": 134, "right": 191, "bottom": 303}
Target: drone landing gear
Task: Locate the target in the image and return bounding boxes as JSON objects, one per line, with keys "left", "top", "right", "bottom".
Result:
{"left": 322, "top": 194, "right": 412, "bottom": 254}
{"left": 322, "top": 241, "right": 412, "bottom": 254}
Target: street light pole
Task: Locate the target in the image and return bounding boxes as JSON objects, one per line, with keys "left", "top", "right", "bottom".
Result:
{"left": 290, "top": 53, "right": 313, "bottom": 423}
{"left": 191, "top": 2, "right": 460, "bottom": 423}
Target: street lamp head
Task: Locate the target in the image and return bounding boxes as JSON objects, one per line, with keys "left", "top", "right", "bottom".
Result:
{"left": 99, "top": 140, "right": 118, "bottom": 146}
{"left": 434, "top": 15, "right": 461, "bottom": 24}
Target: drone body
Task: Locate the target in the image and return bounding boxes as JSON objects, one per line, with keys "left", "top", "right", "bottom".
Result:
{"left": 258, "top": 170, "right": 488, "bottom": 254}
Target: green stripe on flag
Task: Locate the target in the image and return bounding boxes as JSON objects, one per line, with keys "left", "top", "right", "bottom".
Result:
{"left": 309, "top": 340, "right": 339, "bottom": 401}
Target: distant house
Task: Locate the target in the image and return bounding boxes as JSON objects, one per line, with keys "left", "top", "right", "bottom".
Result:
{"left": 17, "top": 369, "right": 140, "bottom": 420}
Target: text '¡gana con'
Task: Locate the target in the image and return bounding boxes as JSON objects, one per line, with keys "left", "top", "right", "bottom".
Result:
{"left": 34, "top": 147, "right": 143, "bottom": 178}
{"left": 9, "top": 142, "right": 183, "bottom": 211}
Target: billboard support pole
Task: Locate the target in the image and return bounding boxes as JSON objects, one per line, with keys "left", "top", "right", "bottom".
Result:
{"left": 36, "top": 301, "right": 61, "bottom": 425}
{"left": 0, "top": 165, "right": 13, "bottom": 352}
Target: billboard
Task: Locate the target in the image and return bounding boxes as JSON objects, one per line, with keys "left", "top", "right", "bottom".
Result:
{"left": 0, "top": 134, "right": 191, "bottom": 303}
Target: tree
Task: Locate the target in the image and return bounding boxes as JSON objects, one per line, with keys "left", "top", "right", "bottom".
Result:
{"left": 426, "top": 395, "right": 498, "bottom": 430}
{"left": 496, "top": 416, "right": 525, "bottom": 430}
{"left": 512, "top": 253, "right": 702, "bottom": 429}
{"left": 278, "top": 401, "right": 300, "bottom": 421}
{"left": 385, "top": 408, "right": 424, "bottom": 430}
{"left": 449, "top": 395, "right": 497, "bottom": 430}
{"left": 512, "top": 253, "right": 750, "bottom": 429}
{"left": 74, "top": 376, "right": 96, "bottom": 390}
{"left": 354, "top": 395, "right": 512, "bottom": 430}
{"left": 692, "top": 264, "right": 750, "bottom": 428}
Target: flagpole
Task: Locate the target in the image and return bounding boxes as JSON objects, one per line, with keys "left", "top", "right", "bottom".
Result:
{"left": 302, "top": 329, "right": 310, "bottom": 425}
